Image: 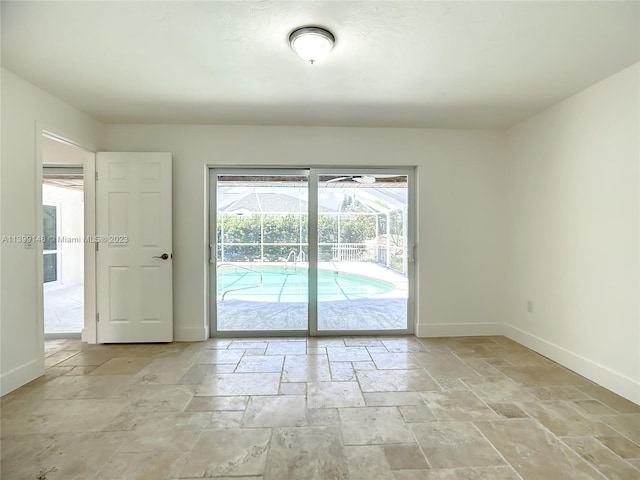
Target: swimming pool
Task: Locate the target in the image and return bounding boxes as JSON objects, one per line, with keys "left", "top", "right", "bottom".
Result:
{"left": 217, "top": 265, "right": 395, "bottom": 302}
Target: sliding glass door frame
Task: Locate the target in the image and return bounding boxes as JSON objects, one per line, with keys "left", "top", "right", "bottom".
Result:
{"left": 208, "top": 166, "right": 415, "bottom": 338}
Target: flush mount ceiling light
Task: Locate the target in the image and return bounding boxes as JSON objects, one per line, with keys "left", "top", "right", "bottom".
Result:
{"left": 289, "top": 26, "right": 335, "bottom": 64}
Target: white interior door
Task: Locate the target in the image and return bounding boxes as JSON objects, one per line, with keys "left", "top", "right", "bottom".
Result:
{"left": 96, "top": 152, "right": 173, "bottom": 342}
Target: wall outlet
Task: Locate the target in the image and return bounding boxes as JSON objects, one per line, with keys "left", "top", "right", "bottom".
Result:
{"left": 526, "top": 300, "right": 534, "bottom": 313}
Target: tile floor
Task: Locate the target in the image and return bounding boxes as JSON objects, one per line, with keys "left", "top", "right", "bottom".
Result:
{"left": 1, "top": 336, "right": 639, "bottom": 480}
{"left": 44, "top": 284, "right": 84, "bottom": 334}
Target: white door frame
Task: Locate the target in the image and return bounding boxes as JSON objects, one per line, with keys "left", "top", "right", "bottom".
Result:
{"left": 36, "top": 127, "right": 98, "bottom": 343}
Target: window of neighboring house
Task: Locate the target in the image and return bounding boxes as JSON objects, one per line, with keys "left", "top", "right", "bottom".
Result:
{"left": 43, "top": 204, "right": 59, "bottom": 283}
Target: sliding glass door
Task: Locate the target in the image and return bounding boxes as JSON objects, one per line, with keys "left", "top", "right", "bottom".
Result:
{"left": 316, "top": 172, "right": 410, "bottom": 332}
{"left": 210, "top": 168, "right": 414, "bottom": 336}
{"left": 213, "top": 172, "right": 309, "bottom": 333}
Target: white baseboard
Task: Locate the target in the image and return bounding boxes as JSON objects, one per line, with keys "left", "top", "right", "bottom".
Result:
{"left": 416, "top": 322, "right": 504, "bottom": 338}
{"left": 1, "top": 359, "right": 44, "bottom": 396}
{"left": 174, "top": 325, "right": 208, "bottom": 342}
{"left": 504, "top": 324, "right": 640, "bottom": 405}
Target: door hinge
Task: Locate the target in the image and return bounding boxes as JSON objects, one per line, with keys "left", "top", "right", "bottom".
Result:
{"left": 95, "top": 171, "right": 99, "bottom": 181}
{"left": 96, "top": 312, "right": 100, "bottom": 322}
{"left": 96, "top": 241, "right": 99, "bottom": 252}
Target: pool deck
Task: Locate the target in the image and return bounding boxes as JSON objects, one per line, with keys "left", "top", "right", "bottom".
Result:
{"left": 216, "top": 262, "right": 409, "bottom": 332}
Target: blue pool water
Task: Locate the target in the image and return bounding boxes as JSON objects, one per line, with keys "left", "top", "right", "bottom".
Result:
{"left": 217, "top": 265, "right": 394, "bottom": 302}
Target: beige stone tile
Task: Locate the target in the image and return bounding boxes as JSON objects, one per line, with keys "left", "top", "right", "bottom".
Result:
{"left": 265, "top": 427, "right": 348, "bottom": 479}
{"left": 327, "top": 346, "right": 372, "bottom": 362}
{"left": 185, "top": 395, "right": 248, "bottom": 411}
{"left": 450, "top": 344, "right": 496, "bottom": 358}
{"left": 462, "top": 375, "right": 536, "bottom": 403}
{"left": 306, "top": 337, "right": 346, "bottom": 347}
{"left": 307, "top": 346, "right": 326, "bottom": 354}
{"left": 383, "top": 444, "right": 429, "bottom": 470}
{"left": 307, "top": 381, "right": 365, "bottom": 408}
{"left": 578, "top": 384, "right": 640, "bottom": 414}
{"left": 435, "top": 377, "right": 469, "bottom": 391}
{"left": 393, "top": 466, "right": 521, "bottom": 480}
{"left": 499, "top": 351, "right": 555, "bottom": 366}
{"left": 352, "top": 360, "right": 377, "bottom": 370}
{"left": 596, "top": 435, "right": 640, "bottom": 459}
{"left": 410, "top": 421, "right": 504, "bottom": 469}
{"left": 340, "top": 406, "right": 415, "bottom": 445}
{"left": 345, "top": 445, "right": 395, "bottom": 480}
{"left": 10, "top": 399, "right": 124, "bottom": 435}
{"left": 178, "top": 363, "right": 235, "bottom": 384}
{"left": 282, "top": 354, "right": 331, "bottom": 382}
{"left": 371, "top": 353, "right": 423, "bottom": 370}
{"left": 398, "top": 405, "right": 437, "bottom": 423}
{"left": 208, "top": 410, "right": 245, "bottom": 428}
{"left": 476, "top": 418, "right": 604, "bottom": 479}
{"left": 487, "top": 402, "right": 527, "bottom": 419}
{"left": 194, "top": 349, "right": 244, "bottom": 364}
{"left": 460, "top": 358, "right": 502, "bottom": 376}
{"left": 528, "top": 385, "right": 591, "bottom": 401}
{"left": 242, "top": 395, "right": 306, "bottom": 427}
{"left": 181, "top": 428, "right": 271, "bottom": 477}
{"left": 107, "top": 412, "right": 209, "bottom": 452}
{"left": 0, "top": 432, "right": 127, "bottom": 480}
{"left": 367, "top": 346, "right": 391, "bottom": 355}
{"left": 45, "top": 350, "right": 82, "bottom": 367}
{"left": 235, "top": 355, "right": 284, "bottom": 373}
{"left": 330, "top": 361, "right": 356, "bottom": 381}
{"left": 628, "top": 458, "right": 640, "bottom": 470}
{"left": 344, "top": 338, "right": 385, "bottom": 347}
{"left": 0, "top": 395, "right": 68, "bottom": 420}
{"left": 520, "top": 400, "right": 617, "bottom": 436}
{"left": 307, "top": 408, "right": 340, "bottom": 426}
{"left": 228, "top": 340, "right": 268, "bottom": 349}
{"left": 202, "top": 338, "right": 233, "bottom": 349}
{"left": 93, "top": 451, "right": 190, "bottom": 480}
{"left": 563, "top": 436, "right": 639, "bottom": 480}
{"left": 421, "top": 390, "right": 498, "bottom": 421}
{"left": 412, "top": 351, "right": 480, "bottom": 379}
{"left": 363, "top": 392, "right": 425, "bottom": 406}
{"left": 89, "top": 357, "right": 153, "bottom": 375}
{"left": 279, "top": 382, "right": 306, "bottom": 395}
{"left": 196, "top": 372, "right": 280, "bottom": 396}
{"left": 111, "top": 384, "right": 195, "bottom": 413}
{"left": 265, "top": 341, "right": 306, "bottom": 355}
{"left": 382, "top": 337, "right": 427, "bottom": 352}
{"left": 64, "top": 365, "right": 98, "bottom": 375}
{"left": 42, "top": 374, "right": 130, "bottom": 399}
{"left": 127, "top": 362, "right": 193, "bottom": 385}
{"left": 56, "top": 350, "right": 117, "bottom": 366}
{"left": 603, "top": 413, "right": 640, "bottom": 444}
{"left": 496, "top": 364, "right": 590, "bottom": 387}
{"left": 356, "top": 369, "right": 439, "bottom": 392}
{"left": 573, "top": 398, "right": 618, "bottom": 415}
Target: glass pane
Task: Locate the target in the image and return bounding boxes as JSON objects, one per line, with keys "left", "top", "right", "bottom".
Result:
{"left": 43, "top": 205, "right": 57, "bottom": 250}
{"left": 317, "top": 173, "right": 409, "bottom": 331}
{"left": 216, "top": 174, "right": 308, "bottom": 331}
{"left": 43, "top": 252, "right": 57, "bottom": 283}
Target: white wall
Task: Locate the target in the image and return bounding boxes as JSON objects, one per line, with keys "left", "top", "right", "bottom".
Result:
{"left": 505, "top": 63, "right": 640, "bottom": 403}
{"left": 0, "top": 69, "right": 100, "bottom": 395}
{"left": 101, "top": 125, "right": 508, "bottom": 341}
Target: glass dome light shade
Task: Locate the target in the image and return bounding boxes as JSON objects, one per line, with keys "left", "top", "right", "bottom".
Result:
{"left": 289, "top": 27, "right": 335, "bottom": 64}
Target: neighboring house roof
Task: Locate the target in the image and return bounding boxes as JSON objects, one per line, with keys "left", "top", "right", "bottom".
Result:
{"left": 221, "top": 192, "right": 335, "bottom": 214}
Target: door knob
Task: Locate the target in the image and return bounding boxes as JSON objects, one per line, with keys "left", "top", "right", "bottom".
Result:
{"left": 153, "top": 253, "right": 170, "bottom": 260}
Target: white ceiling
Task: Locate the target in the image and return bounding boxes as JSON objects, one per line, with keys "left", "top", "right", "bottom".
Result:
{"left": 2, "top": 1, "right": 638, "bottom": 129}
